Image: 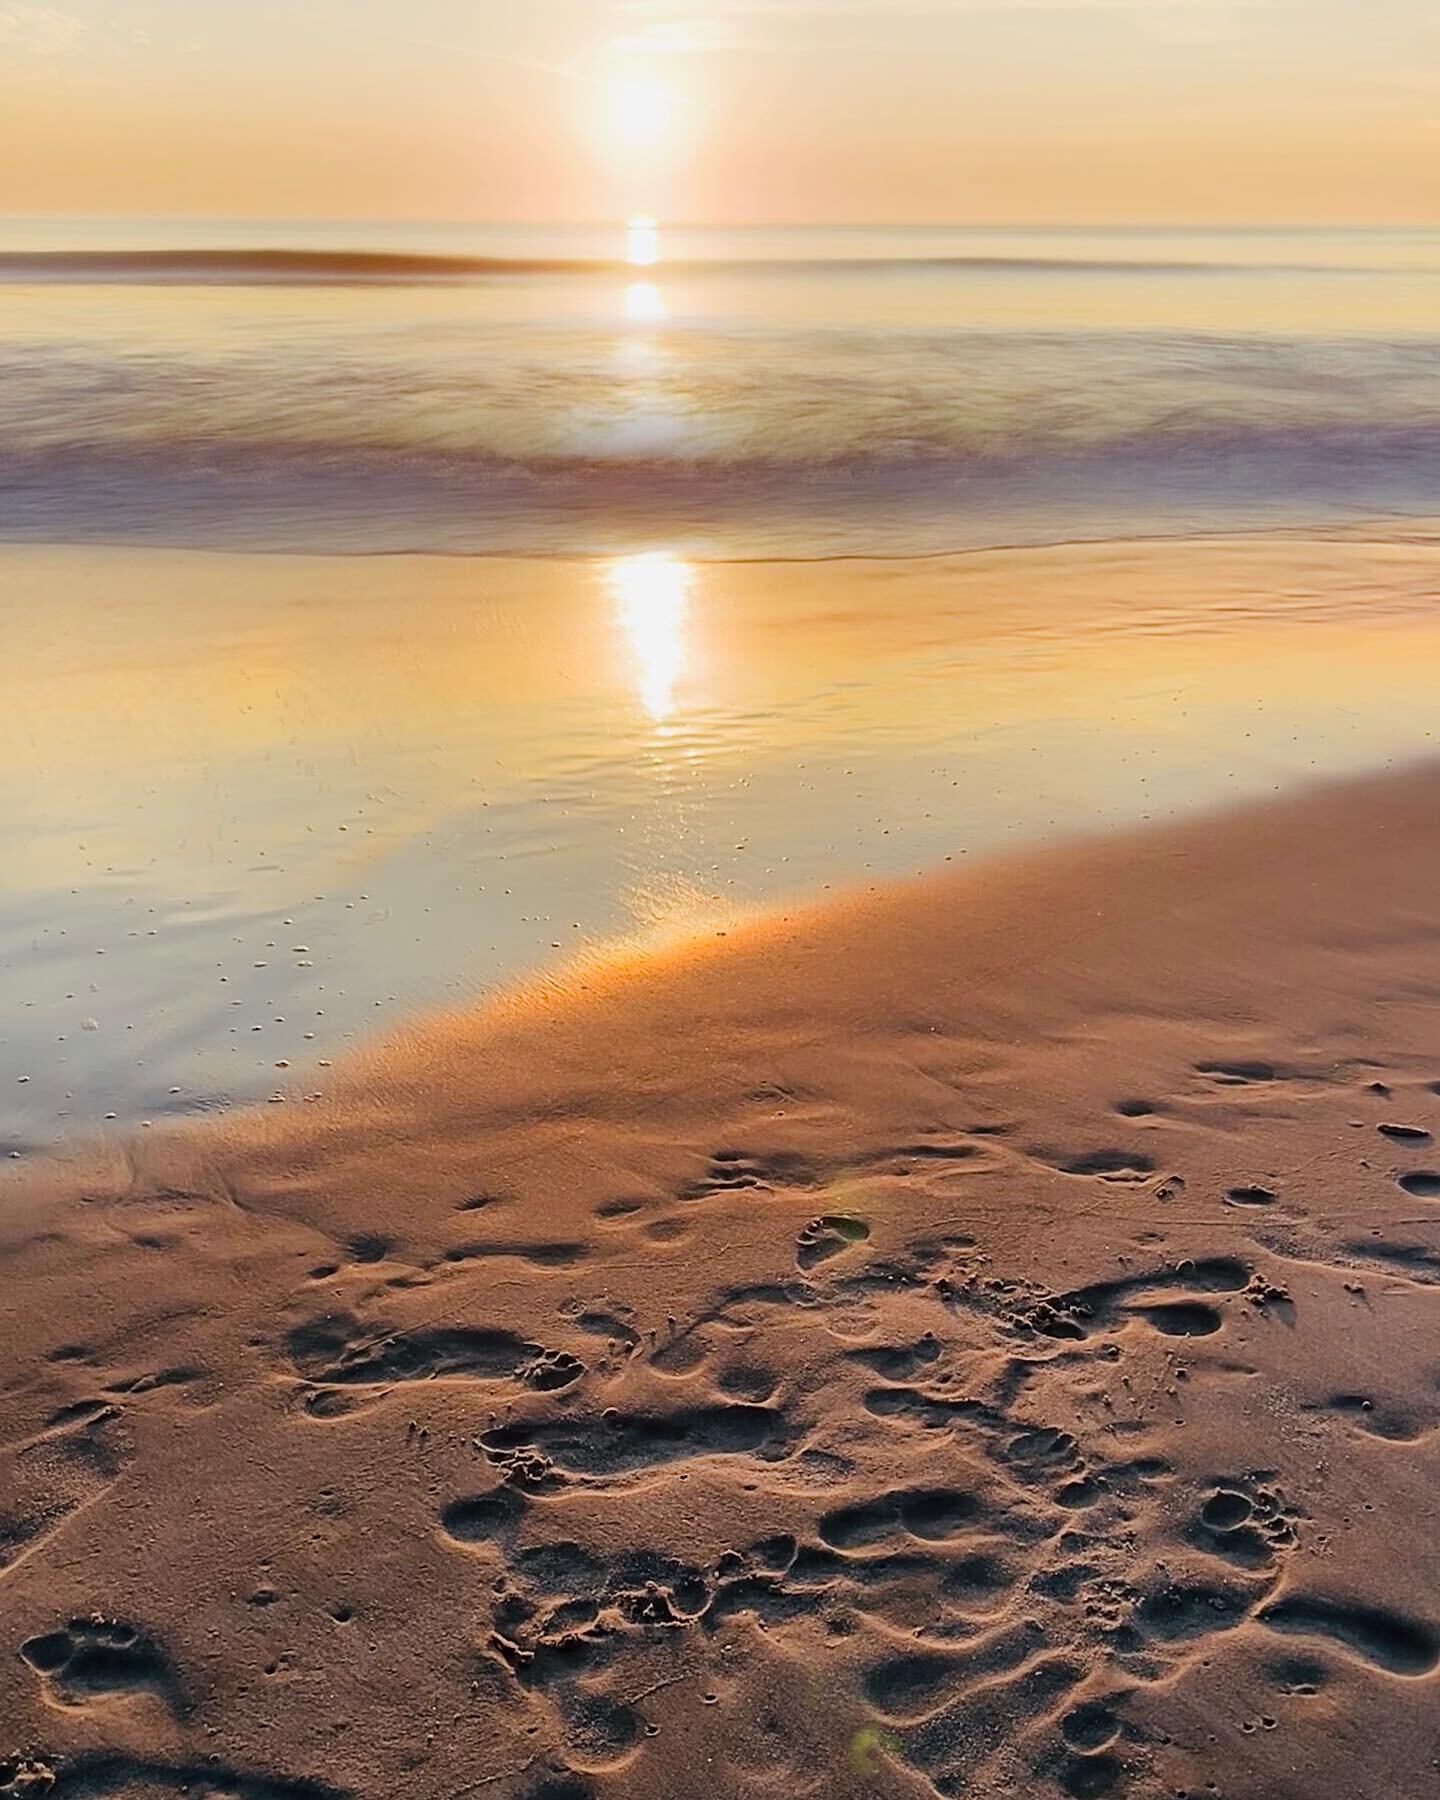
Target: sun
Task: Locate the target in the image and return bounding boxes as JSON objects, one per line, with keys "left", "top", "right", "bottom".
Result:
{"left": 606, "top": 75, "right": 674, "bottom": 151}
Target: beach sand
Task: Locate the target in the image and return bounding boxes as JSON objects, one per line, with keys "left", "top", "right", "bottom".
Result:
{"left": 4, "top": 760, "right": 1440, "bottom": 1799}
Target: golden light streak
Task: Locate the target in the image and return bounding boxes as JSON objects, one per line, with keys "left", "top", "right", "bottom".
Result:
{"left": 607, "top": 552, "right": 692, "bottom": 721}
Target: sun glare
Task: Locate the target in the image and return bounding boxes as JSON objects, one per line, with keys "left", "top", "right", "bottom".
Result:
{"left": 624, "top": 281, "right": 668, "bottom": 323}
{"left": 607, "top": 552, "right": 692, "bottom": 722}
{"left": 626, "top": 215, "right": 661, "bottom": 267}
{"left": 607, "top": 76, "right": 673, "bottom": 151}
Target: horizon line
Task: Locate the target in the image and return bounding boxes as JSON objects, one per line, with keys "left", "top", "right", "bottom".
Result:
{"left": 2, "top": 212, "right": 1437, "bottom": 233}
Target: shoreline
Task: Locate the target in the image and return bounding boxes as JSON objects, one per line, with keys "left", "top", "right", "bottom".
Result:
{"left": 8, "top": 527, "right": 1440, "bottom": 1152}
{"left": 3, "top": 511, "right": 1439, "bottom": 565}
{"left": 4, "top": 762, "right": 1440, "bottom": 1797}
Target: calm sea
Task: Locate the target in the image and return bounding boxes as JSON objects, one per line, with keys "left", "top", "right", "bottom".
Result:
{"left": 3, "top": 218, "right": 1438, "bottom": 557}
{"left": 3, "top": 219, "right": 1439, "bottom": 1150}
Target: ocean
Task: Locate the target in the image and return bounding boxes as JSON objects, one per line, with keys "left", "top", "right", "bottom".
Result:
{"left": 3, "top": 219, "right": 1438, "bottom": 557}
{"left": 2, "top": 219, "right": 1439, "bottom": 1149}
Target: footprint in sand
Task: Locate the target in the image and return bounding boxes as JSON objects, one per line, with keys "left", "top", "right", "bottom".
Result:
{"left": 846, "top": 1334, "right": 942, "bottom": 1380}
{"left": 1024, "top": 1257, "right": 1249, "bottom": 1343}
{"left": 795, "top": 1214, "right": 871, "bottom": 1270}
{"left": 20, "top": 1618, "right": 182, "bottom": 1713}
{"left": 286, "top": 1314, "right": 585, "bottom": 1408}
{"left": 1036, "top": 1148, "right": 1156, "bottom": 1183}
{"left": 1226, "top": 1185, "right": 1277, "bottom": 1208}
{"left": 1194, "top": 1059, "right": 1281, "bottom": 1086}
{"left": 1256, "top": 1594, "right": 1440, "bottom": 1677}
{"left": 680, "top": 1150, "right": 816, "bottom": 1205}
{"left": 1186, "top": 1476, "right": 1298, "bottom": 1569}
{"left": 479, "top": 1400, "right": 789, "bottom": 1479}
{"left": 819, "top": 1485, "right": 980, "bottom": 1551}
{"left": 0, "top": 1755, "right": 340, "bottom": 1799}
{"left": 1378, "top": 1123, "right": 1432, "bottom": 1145}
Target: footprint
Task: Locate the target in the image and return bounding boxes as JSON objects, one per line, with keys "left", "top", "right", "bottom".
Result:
{"left": 846, "top": 1335, "right": 942, "bottom": 1381}
{"left": 1044, "top": 1150, "right": 1155, "bottom": 1183}
{"left": 1130, "top": 1301, "right": 1222, "bottom": 1337}
{"left": 819, "top": 1487, "right": 979, "bottom": 1551}
{"left": 1317, "top": 1392, "right": 1427, "bottom": 1442}
{"left": 1025, "top": 1258, "right": 1247, "bottom": 1343}
{"left": 443, "top": 1241, "right": 589, "bottom": 1269}
{"left": 796, "top": 1215, "right": 870, "bottom": 1271}
{"left": 861, "top": 1650, "right": 966, "bottom": 1720}
{"left": 0, "top": 1756, "right": 340, "bottom": 1798}
{"left": 1378, "top": 1123, "right": 1432, "bottom": 1145}
{"left": 523, "top": 1350, "right": 587, "bottom": 1393}
{"left": 287, "top": 1314, "right": 579, "bottom": 1392}
{"left": 481, "top": 1403, "right": 788, "bottom": 1478}
{"left": 101, "top": 1366, "right": 205, "bottom": 1401}
{"left": 650, "top": 1336, "right": 709, "bottom": 1377}
{"left": 20, "top": 1618, "right": 180, "bottom": 1713}
{"left": 1195, "top": 1060, "right": 1278, "bottom": 1086}
{"left": 1002, "top": 1427, "right": 1082, "bottom": 1478}
{"left": 680, "top": 1150, "right": 815, "bottom": 1204}
{"left": 863, "top": 1620, "right": 1040, "bottom": 1725}
{"left": 1187, "top": 1477, "right": 1298, "bottom": 1568}
{"left": 1257, "top": 1594, "right": 1439, "bottom": 1676}
{"left": 1396, "top": 1172, "right": 1440, "bottom": 1199}
{"left": 440, "top": 1484, "right": 530, "bottom": 1548}
{"left": 345, "top": 1232, "right": 393, "bottom": 1265}
{"left": 457, "top": 1191, "right": 506, "bottom": 1214}
{"left": 1226, "top": 1186, "right": 1276, "bottom": 1208}
{"left": 594, "top": 1198, "right": 645, "bottom": 1224}
{"left": 1060, "top": 1700, "right": 1122, "bottom": 1751}
{"left": 1338, "top": 1238, "right": 1440, "bottom": 1281}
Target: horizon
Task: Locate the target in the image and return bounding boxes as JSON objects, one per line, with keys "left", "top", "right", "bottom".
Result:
{"left": 6, "top": 213, "right": 1440, "bottom": 230}
{"left": 5, "top": 215, "right": 1440, "bottom": 242}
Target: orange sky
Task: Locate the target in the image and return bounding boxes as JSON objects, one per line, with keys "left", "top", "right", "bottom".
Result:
{"left": 1, "top": 0, "right": 1437, "bottom": 222}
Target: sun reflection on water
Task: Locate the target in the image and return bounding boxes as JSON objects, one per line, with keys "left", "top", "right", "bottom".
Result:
{"left": 626, "top": 214, "right": 660, "bottom": 267}
{"left": 624, "top": 280, "right": 668, "bottom": 323}
{"left": 607, "top": 552, "right": 692, "bottom": 721}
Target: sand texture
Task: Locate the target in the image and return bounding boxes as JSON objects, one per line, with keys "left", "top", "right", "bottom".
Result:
{"left": 4, "top": 764, "right": 1440, "bottom": 1799}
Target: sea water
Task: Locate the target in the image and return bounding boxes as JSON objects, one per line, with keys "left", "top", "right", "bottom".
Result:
{"left": 1, "top": 220, "right": 1438, "bottom": 1146}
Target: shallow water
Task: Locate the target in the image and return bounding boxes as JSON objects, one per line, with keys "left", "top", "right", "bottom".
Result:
{"left": 3, "top": 531, "right": 1440, "bottom": 1150}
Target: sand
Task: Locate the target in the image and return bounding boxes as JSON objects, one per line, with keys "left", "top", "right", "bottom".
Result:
{"left": 4, "top": 761, "right": 1440, "bottom": 1800}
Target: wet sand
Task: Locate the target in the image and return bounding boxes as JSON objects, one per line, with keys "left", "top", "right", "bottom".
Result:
{"left": 7, "top": 528, "right": 1440, "bottom": 1146}
{"left": 4, "top": 761, "right": 1440, "bottom": 1799}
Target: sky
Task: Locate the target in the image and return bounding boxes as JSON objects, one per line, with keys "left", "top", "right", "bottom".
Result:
{"left": 0, "top": 0, "right": 1437, "bottom": 223}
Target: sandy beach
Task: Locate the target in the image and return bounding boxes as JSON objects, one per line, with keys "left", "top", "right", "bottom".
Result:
{"left": 4, "top": 758, "right": 1440, "bottom": 1799}
{"left": 7, "top": 4, "right": 1440, "bottom": 1791}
